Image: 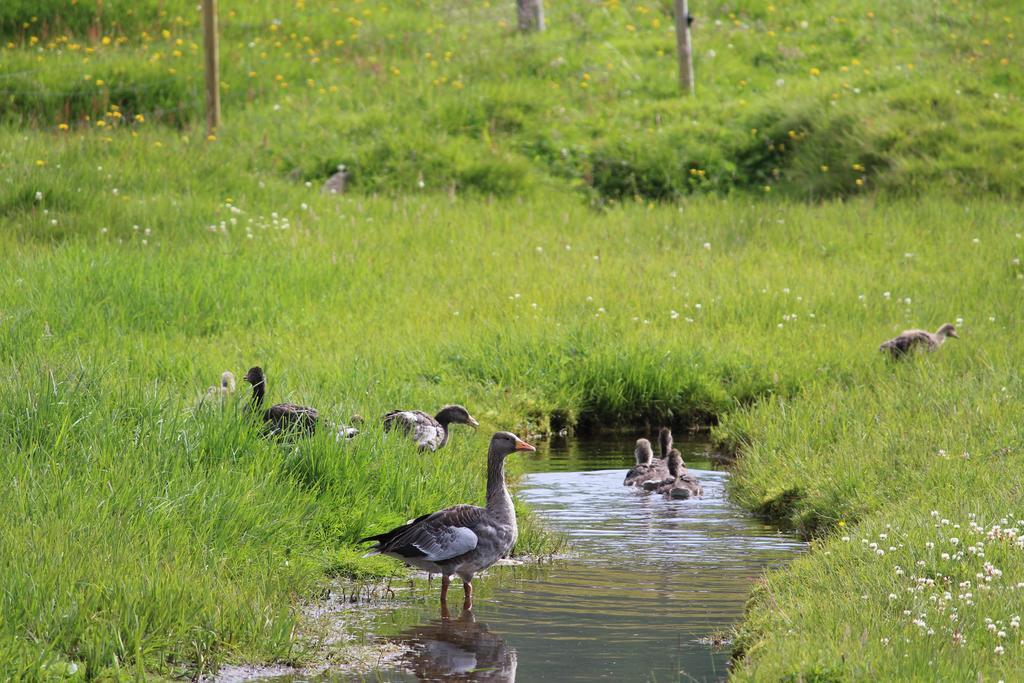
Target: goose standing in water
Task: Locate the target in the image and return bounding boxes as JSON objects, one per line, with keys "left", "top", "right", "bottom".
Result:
{"left": 383, "top": 405, "right": 479, "bottom": 451}
{"left": 880, "top": 323, "right": 958, "bottom": 359}
{"left": 243, "top": 366, "right": 318, "bottom": 436}
{"left": 359, "top": 431, "right": 536, "bottom": 610}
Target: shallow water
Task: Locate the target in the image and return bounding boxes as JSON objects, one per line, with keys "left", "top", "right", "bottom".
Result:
{"left": 230, "top": 434, "right": 804, "bottom": 682}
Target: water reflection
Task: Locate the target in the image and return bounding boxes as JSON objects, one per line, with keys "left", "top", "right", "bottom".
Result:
{"left": 391, "top": 608, "right": 516, "bottom": 682}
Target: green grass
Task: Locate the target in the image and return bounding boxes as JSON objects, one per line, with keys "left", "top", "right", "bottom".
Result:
{"left": 2, "top": 0, "right": 1024, "bottom": 679}
{"left": 2, "top": 0, "right": 1022, "bottom": 199}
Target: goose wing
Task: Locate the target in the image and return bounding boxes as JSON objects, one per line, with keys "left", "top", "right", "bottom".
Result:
{"left": 360, "top": 504, "right": 485, "bottom": 562}
{"left": 384, "top": 410, "right": 445, "bottom": 451}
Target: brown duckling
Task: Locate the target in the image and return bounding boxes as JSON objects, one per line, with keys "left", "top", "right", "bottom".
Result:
{"left": 880, "top": 323, "right": 958, "bottom": 359}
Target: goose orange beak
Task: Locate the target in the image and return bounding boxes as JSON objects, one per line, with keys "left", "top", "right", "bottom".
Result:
{"left": 514, "top": 437, "right": 536, "bottom": 452}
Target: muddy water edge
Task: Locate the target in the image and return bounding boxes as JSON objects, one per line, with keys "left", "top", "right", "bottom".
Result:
{"left": 218, "top": 433, "right": 806, "bottom": 682}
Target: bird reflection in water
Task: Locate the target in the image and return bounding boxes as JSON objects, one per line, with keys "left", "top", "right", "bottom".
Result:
{"left": 391, "top": 607, "right": 517, "bottom": 682}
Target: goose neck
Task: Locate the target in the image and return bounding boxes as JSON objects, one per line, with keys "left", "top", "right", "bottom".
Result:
{"left": 485, "top": 454, "right": 514, "bottom": 521}
{"left": 250, "top": 381, "right": 265, "bottom": 410}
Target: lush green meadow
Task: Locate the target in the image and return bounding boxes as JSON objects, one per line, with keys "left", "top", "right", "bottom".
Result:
{"left": 2, "top": 0, "right": 1024, "bottom": 680}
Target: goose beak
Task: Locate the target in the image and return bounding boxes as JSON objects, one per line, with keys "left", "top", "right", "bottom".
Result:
{"left": 514, "top": 437, "right": 536, "bottom": 452}
{"left": 468, "top": 416, "right": 480, "bottom": 428}
{"left": 949, "top": 331, "right": 959, "bottom": 339}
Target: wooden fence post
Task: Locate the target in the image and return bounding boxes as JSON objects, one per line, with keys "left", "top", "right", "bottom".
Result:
{"left": 674, "top": 0, "right": 695, "bottom": 95}
{"left": 517, "top": 0, "right": 545, "bottom": 32}
{"left": 202, "top": 0, "right": 221, "bottom": 131}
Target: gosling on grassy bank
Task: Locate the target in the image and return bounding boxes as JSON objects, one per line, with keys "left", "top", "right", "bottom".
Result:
{"left": 879, "top": 323, "right": 958, "bottom": 359}
{"left": 243, "top": 366, "right": 319, "bottom": 437}
{"left": 206, "top": 371, "right": 236, "bottom": 396}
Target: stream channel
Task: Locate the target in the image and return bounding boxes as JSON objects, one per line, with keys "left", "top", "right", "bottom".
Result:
{"left": 234, "top": 434, "right": 805, "bottom": 682}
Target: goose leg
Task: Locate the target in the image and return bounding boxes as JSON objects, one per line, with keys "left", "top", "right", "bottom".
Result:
{"left": 462, "top": 579, "right": 473, "bottom": 611}
{"left": 440, "top": 575, "right": 450, "bottom": 605}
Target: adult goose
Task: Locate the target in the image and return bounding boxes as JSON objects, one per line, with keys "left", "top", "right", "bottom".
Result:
{"left": 624, "top": 438, "right": 665, "bottom": 486}
{"left": 243, "top": 366, "right": 318, "bottom": 436}
{"left": 359, "top": 431, "right": 536, "bottom": 610}
{"left": 384, "top": 405, "right": 479, "bottom": 452}
{"left": 879, "top": 323, "right": 958, "bottom": 359}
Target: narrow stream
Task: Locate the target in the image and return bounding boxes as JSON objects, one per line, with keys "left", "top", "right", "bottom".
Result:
{"left": 352, "top": 434, "right": 804, "bottom": 682}
{"left": 223, "top": 434, "right": 804, "bottom": 682}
